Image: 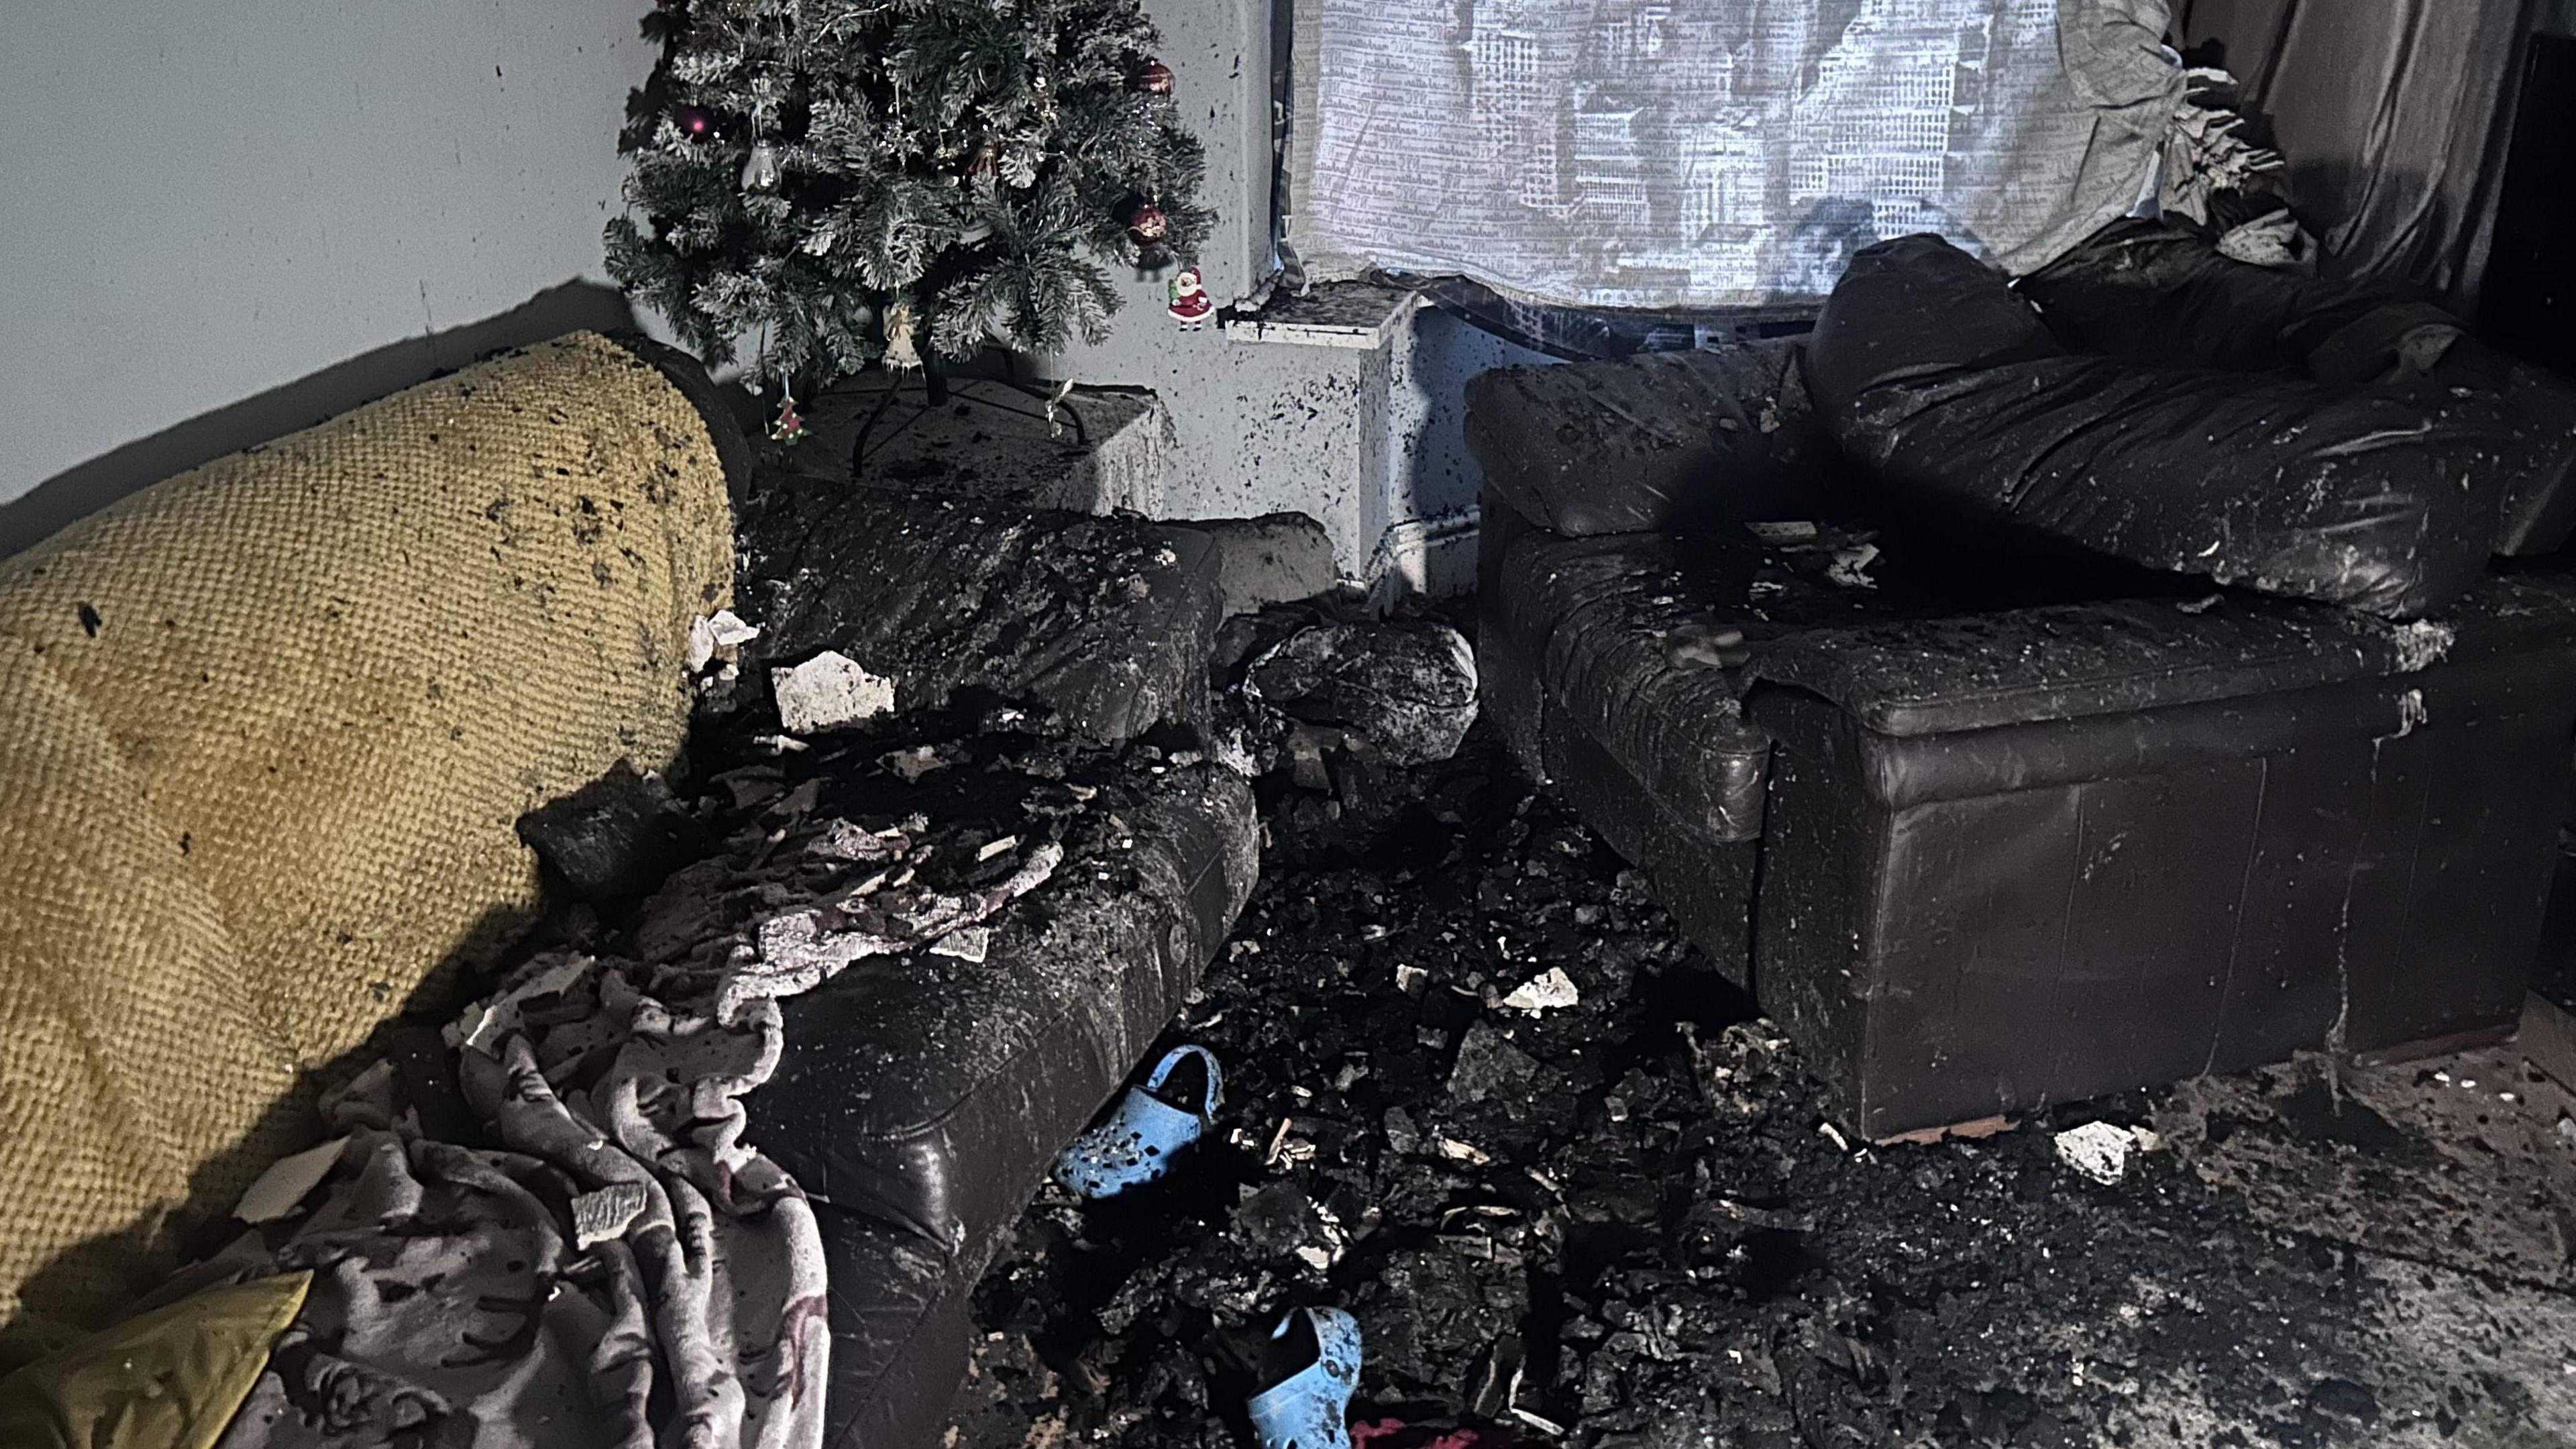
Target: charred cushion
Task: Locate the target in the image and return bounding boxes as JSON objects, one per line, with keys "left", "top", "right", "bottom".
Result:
{"left": 739, "top": 484, "right": 1223, "bottom": 744}
{"left": 1809, "top": 235, "right": 2515, "bottom": 619}
{"left": 1466, "top": 341, "right": 1845, "bottom": 539}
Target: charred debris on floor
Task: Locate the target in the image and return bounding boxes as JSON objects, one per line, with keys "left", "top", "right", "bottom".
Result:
{"left": 945, "top": 713, "right": 2575, "bottom": 1449}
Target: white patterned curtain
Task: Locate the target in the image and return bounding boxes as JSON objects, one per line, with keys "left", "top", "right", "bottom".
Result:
{"left": 1287, "top": 0, "right": 2185, "bottom": 310}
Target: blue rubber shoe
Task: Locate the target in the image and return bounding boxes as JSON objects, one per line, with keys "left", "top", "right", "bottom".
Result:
{"left": 1247, "top": 1307, "right": 1362, "bottom": 1449}
{"left": 1055, "top": 1044, "right": 1223, "bottom": 1199}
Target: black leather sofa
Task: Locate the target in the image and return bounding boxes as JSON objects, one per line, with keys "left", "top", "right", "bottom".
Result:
{"left": 757, "top": 758, "right": 1256, "bottom": 1449}
{"left": 1474, "top": 338, "right": 2576, "bottom": 1140}
{"left": 724, "top": 478, "right": 1265, "bottom": 1448}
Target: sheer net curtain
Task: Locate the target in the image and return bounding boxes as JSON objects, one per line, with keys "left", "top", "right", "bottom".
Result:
{"left": 1285, "top": 0, "right": 2182, "bottom": 311}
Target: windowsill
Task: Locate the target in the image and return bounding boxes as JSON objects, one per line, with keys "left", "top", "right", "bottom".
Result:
{"left": 1222, "top": 280, "right": 1420, "bottom": 349}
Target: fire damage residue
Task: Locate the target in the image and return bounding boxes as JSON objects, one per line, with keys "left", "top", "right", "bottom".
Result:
{"left": 949, "top": 733, "right": 2576, "bottom": 1449}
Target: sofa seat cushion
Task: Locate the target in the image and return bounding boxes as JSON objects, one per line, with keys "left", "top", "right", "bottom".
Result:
{"left": 687, "top": 741, "right": 1256, "bottom": 1449}
{"left": 737, "top": 485, "right": 1222, "bottom": 745}
{"left": 1478, "top": 492, "right": 2084, "bottom": 848}
{"left": 1744, "top": 578, "right": 2576, "bottom": 739}
{"left": 752, "top": 757, "right": 1256, "bottom": 1252}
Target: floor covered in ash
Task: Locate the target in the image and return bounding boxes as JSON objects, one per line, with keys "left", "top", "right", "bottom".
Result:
{"left": 943, "top": 730, "right": 2576, "bottom": 1449}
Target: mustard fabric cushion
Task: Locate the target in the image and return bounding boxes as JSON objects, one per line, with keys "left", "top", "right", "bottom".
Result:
{"left": 0, "top": 1272, "right": 312, "bottom": 1449}
{"left": 0, "top": 333, "right": 733, "bottom": 1350}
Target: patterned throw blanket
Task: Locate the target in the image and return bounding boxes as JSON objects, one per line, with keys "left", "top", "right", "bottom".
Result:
{"left": 176, "top": 953, "right": 831, "bottom": 1449}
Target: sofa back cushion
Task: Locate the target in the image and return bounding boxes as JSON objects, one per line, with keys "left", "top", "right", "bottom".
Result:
{"left": 0, "top": 332, "right": 733, "bottom": 1349}
{"left": 1466, "top": 340, "right": 1845, "bottom": 539}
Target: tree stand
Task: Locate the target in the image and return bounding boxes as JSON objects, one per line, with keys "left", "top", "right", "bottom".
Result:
{"left": 847, "top": 361, "right": 1091, "bottom": 483}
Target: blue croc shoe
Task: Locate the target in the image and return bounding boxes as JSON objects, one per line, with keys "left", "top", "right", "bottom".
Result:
{"left": 1055, "top": 1044, "right": 1223, "bottom": 1199}
{"left": 1247, "top": 1307, "right": 1362, "bottom": 1449}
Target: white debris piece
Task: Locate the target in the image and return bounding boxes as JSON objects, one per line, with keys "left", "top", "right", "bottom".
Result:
{"left": 2394, "top": 688, "right": 2429, "bottom": 738}
{"left": 2055, "top": 1120, "right": 2153, "bottom": 1185}
{"left": 453, "top": 953, "right": 595, "bottom": 1056}
{"left": 234, "top": 1136, "right": 352, "bottom": 1223}
{"left": 1826, "top": 541, "right": 1882, "bottom": 589}
{"left": 686, "top": 608, "right": 762, "bottom": 672}
{"left": 1502, "top": 966, "right": 1581, "bottom": 1016}
{"left": 1511, "top": 1407, "right": 1570, "bottom": 1437}
{"left": 1748, "top": 521, "right": 1819, "bottom": 545}
{"left": 771, "top": 651, "right": 895, "bottom": 734}
{"left": 929, "top": 926, "right": 992, "bottom": 963}
{"left": 884, "top": 745, "right": 946, "bottom": 782}
{"left": 1436, "top": 1136, "right": 1493, "bottom": 1165}
{"left": 808, "top": 818, "right": 910, "bottom": 863}
{"left": 976, "top": 835, "right": 1020, "bottom": 862}
{"left": 571, "top": 1181, "right": 652, "bottom": 1248}
{"left": 2391, "top": 619, "right": 2456, "bottom": 673}
{"left": 1395, "top": 965, "right": 1430, "bottom": 997}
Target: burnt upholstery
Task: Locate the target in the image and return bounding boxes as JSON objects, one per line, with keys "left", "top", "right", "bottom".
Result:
{"left": 761, "top": 762, "right": 1257, "bottom": 1449}
{"left": 727, "top": 482, "right": 1262, "bottom": 1449}
{"left": 1474, "top": 338, "right": 2576, "bottom": 1138}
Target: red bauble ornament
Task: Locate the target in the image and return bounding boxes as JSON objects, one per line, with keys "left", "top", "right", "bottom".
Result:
{"left": 672, "top": 104, "right": 717, "bottom": 142}
{"left": 1133, "top": 57, "right": 1175, "bottom": 96}
{"left": 1120, "top": 195, "right": 1169, "bottom": 245}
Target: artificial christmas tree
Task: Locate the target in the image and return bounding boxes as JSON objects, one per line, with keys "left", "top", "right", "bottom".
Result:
{"left": 606, "top": 0, "right": 1212, "bottom": 427}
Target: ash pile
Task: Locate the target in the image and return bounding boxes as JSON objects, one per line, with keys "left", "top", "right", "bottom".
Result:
{"left": 948, "top": 719, "right": 2534, "bottom": 1449}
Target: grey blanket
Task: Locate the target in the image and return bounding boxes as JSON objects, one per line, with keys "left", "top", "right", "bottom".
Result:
{"left": 170, "top": 775, "right": 1079, "bottom": 1448}
{"left": 184, "top": 955, "right": 831, "bottom": 1449}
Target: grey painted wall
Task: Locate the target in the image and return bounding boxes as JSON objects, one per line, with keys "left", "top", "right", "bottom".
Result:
{"left": 2, "top": 0, "right": 1546, "bottom": 588}
{"left": 0, "top": 1, "right": 659, "bottom": 557}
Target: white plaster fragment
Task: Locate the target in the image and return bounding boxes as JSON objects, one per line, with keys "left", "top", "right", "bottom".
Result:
{"left": 2055, "top": 1120, "right": 2153, "bottom": 1186}
{"left": 771, "top": 651, "right": 895, "bottom": 734}
{"left": 686, "top": 609, "right": 761, "bottom": 672}
{"left": 884, "top": 745, "right": 945, "bottom": 782}
{"left": 2394, "top": 688, "right": 2429, "bottom": 737}
{"left": 1436, "top": 1136, "right": 1493, "bottom": 1165}
{"left": 929, "top": 926, "right": 992, "bottom": 963}
{"left": 1502, "top": 966, "right": 1581, "bottom": 1016}
{"left": 235, "top": 1136, "right": 352, "bottom": 1223}
{"left": 2391, "top": 619, "right": 2455, "bottom": 672}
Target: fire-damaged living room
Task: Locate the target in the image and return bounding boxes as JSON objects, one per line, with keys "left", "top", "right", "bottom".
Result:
{"left": 7, "top": 1, "right": 2576, "bottom": 1446}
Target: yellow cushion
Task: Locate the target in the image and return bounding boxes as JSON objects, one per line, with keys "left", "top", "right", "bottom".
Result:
{"left": 0, "top": 1272, "right": 311, "bottom": 1449}
{"left": 0, "top": 332, "right": 735, "bottom": 1348}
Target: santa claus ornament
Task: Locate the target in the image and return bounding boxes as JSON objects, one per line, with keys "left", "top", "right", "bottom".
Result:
{"left": 1167, "top": 266, "right": 1213, "bottom": 329}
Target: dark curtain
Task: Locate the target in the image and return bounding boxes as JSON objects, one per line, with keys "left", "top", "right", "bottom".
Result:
{"left": 2177, "top": 0, "right": 2530, "bottom": 311}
